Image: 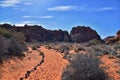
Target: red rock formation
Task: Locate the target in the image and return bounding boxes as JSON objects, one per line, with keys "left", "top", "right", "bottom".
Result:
{"left": 0, "top": 24, "right": 103, "bottom": 43}
{"left": 104, "top": 30, "right": 120, "bottom": 44}
{"left": 116, "top": 30, "right": 120, "bottom": 42}
{"left": 70, "top": 26, "right": 102, "bottom": 42}
{"left": 0, "top": 24, "right": 71, "bottom": 42}
{"left": 0, "top": 23, "right": 12, "bottom": 29}
{"left": 104, "top": 36, "right": 115, "bottom": 42}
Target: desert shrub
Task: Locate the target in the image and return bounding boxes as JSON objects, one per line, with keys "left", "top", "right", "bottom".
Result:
{"left": 30, "top": 44, "right": 40, "bottom": 50}
{"left": 112, "top": 43, "right": 120, "bottom": 52}
{"left": 116, "top": 54, "right": 120, "bottom": 58}
{"left": 88, "top": 39, "right": 103, "bottom": 46}
{"left": 87, "top": 46, "right": 105, "bottom": 56}
{"left": 12, "top": 31, "right": 26, "bottom": 44}
{"left": 87, "top": 44, "right": 117, "bottom": 56}
{"left": 62, "top": 53, "right": 109, "bottom": 80}
{"left": 102, "top": 45, "right": 117, "bottom": 55}
{"left": 32, "top": 46, "right": 38, "bottom": 50}
{"left": 74, "top": 45, "right": 86, "bottom": 53}
{"left": 58, "top": 45, "right": 69, "bottom": 53}
{"left": 0, "top": 28, "right": 12, "bottom": 38}
{"left": 45, "top": 45, "right": 52, "bottom": 49}
{"left": 0, "top": 28, "right": 27, "bottom": 63}
{"left": 7, "top": 37, "right": 26, "bottom": 56}
{"left": 44, "top": 43, "right": 59, "bottom": 50}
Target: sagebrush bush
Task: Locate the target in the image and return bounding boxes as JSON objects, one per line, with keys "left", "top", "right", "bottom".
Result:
{"left": 62, "top": 53, "right": 109, "bottom": 80}
{"left": 0, "top": 28, "right": 27, "bottom": 63}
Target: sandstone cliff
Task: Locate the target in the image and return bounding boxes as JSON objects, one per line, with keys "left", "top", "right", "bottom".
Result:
{"left": 70, "top": 26, "right": 102, "bottom": 42}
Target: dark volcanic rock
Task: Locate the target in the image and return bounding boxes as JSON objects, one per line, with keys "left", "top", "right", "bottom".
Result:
{"left": 70, "top": 26, "right": 102, "bottom": 42}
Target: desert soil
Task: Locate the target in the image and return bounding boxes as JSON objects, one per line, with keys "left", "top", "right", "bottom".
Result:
{"left": 0, "top": 46, "right": 68, "bottom": 80}
{"left": 0, "top": 46, "right": 120, "bottom": 80}
{"left": 26, "top": 46, "right": 68, "bottom": 80}
{"left": 101, "top": 55, "right": 120, "bottom": 80}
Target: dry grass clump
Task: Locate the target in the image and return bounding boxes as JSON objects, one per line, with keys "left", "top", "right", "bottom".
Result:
{"left": 62, "top": 53, "right": 109, "bottom": 80}
{"left": 0, "top": 28, "right": 27, "bottom": 63}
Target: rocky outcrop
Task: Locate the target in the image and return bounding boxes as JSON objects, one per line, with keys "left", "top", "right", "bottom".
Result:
{"left": 70, "top": 26, "right": 102, "bottom": 42}
{"left": 15, "top": 26, "right": 71, "bottom": 42}
{"left": 104, "top": 36, "right": 115, "bottom": 42}
{"left": 0, "top": 24, "right": 71, "bottom": 42}
{"left": 0, "top": 23, "right": 12, "bottom": 29}
{"left": 104, "top": 30, "right": 120, "bottom": 44}
{"left": 116, "top": 30, "right": 120, "bottom": 42}
{"left": 0, "top": 24, "right": 103, "bottom": 43}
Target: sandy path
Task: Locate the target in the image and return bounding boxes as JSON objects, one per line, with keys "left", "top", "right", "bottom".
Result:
{"left": 0, "top": 47, "right": 42, "bottom": 80}
{"left": 27, "top": 46, "right": 68, "bottom": 80}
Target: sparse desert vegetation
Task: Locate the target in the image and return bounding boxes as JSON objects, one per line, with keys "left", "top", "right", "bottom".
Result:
{"left": 42, "top": 42, "right": 120, "bottom": 80}
{"left": 0, "top": 0, "right": 120, "bottom": 79}
{"left": 0, "top": 25, "right": 120, "bottom": 80}
{"left": 0, "top": 28, "right": 27, "bottom": 63}
{"left": 62, "top": 53, "right": 109, "bottom": 80}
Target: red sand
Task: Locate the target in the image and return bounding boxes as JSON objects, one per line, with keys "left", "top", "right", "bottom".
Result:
{"left": 0, "top": 46, "right": 68, "bottom": 80}
{"left": 0, "top": 47, "right": 42, "bottom": 80}
{"left": 26, "top": 46, "right": 68, "bottom": 80}
{"left": 0, "top": 46, "right": 120, "bottom": 80}
{"left": 101, "top": 55, "right": 120, "bottom": 80}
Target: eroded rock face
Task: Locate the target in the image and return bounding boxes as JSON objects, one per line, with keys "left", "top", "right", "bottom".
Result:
{"left": 0, "top": 23, "right": 12, "bottom": 29}
{"left": 104, "top": 30, "right": 120, "bottom": 44}
{"left": 0, "top": 24, "right": 103, "bottom": 43}
{"left": 70, "top": 26, "right": 102, "bottom": 42}
{"left": 14, "top": 25, "right": 71, "bottom": 42}
{"left": 116, "top": 30, "right": 120, "bottom": 42}
{"left": 0, "top": 24, "right": 71, "bottom": 42}
{"left": 104, "top": 36, "right": 115, "bottom": 43}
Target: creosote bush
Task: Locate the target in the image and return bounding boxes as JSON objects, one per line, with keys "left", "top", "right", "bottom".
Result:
{"left": 62, "top": 53, "right": 109, "bottom": 80}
